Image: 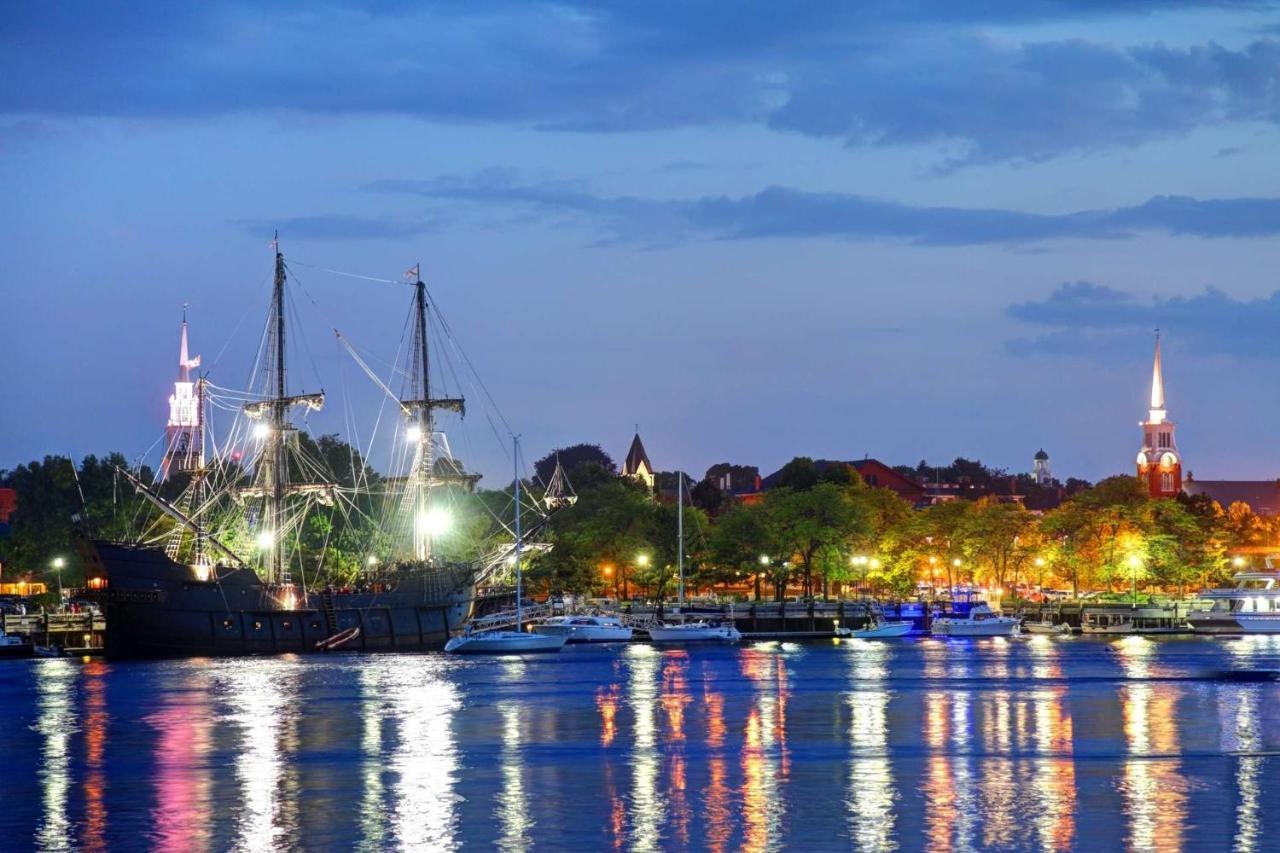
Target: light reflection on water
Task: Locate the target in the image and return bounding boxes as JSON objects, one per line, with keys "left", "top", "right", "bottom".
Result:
{"left": 7, "top": 637, "right": 1280, "bottom": 851}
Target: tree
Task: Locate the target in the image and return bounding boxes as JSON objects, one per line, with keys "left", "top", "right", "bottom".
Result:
{"left": 533, "top": 444, "right": 616, "bottom": 486}
{"left": 767, "top": 483, "right": 871, "bottom": 599}
{"left": 774, "top": 457, "right": 820, "bottom": 491}
{"left": 708, "top": 504, "right": 779, "bottom": 600}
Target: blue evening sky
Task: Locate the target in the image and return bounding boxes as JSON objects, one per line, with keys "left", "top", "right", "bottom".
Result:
{"left": 1, "top": 1, "right": 1278, "bottom": 485}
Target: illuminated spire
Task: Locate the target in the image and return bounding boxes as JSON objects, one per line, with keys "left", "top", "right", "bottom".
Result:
{"left": 1150, "top": 329, "right": 1164, "bottom": 412}
{"left": 177, "top": 304, "right": 201, "bottom": 382}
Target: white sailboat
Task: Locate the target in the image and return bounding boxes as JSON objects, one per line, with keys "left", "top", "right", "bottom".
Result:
{"left": 445, "top": 438, "right": 566, "bottom": 655}
{"left": 646, "top": 473, "right": 742, "bottom": 644}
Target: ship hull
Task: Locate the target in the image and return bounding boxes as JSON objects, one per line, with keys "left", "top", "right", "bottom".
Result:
{"left": 82, "top": 540, "right": 475, "bottom": 660}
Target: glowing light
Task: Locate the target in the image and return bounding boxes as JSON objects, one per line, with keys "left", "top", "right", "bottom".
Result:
{"left": 1127, "top": 555, "right": 1142, "bottom": 569}
{"left": 416, "top": 508, "right": 451, "bottom": 537}
{"left": 758, "top": 555, "right": 771, "bottom": 566}
{"left": 256, "top": 530, "right": 275, "bottom": 550}
{"left": 1233, "top": 556, "right": 1247, "bottom": 568}
{"left": 636, "top": 554, "right": 650, "bottom": 568}
{"left": 192, "top": 562, "right": 211, "bottom": 582}
{"left": 952, "top": 558, "right": 962, "bottom": 568}
{"left": 405, "top": 425, "right": 423, "bottom": 443}
{"left": 52, "top": 557, "right": 66, "bottom": 570}
{"left": 366, "top": 555, "right": 379, "bottom": 567}
{"left": 1035, "top": 557, "right": 1046, "bottom": 567}
{"left": 253, "top": 422, "right": 271, "bottom": 440}
{"left": 869, "top": 558, "right": 881, "bottom": 570}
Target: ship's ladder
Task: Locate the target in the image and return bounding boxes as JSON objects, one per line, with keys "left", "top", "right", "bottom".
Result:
{"left": 320, "top": 586, "right": 339, "bottom": 634}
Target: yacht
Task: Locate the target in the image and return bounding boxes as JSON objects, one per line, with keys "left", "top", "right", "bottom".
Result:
{"left": 1189, "top": 572, "right": 1280, "bottom": 634}
{"left": 444, "top": 627, "right": 565, "bottom": 654}
{"left": 1022, "top": 611, "right": 1072, "bottom": 635}
{"left": 647, "top": 621, "right": 742, "bottom": 643}
{"left": 931, "top": 602, "right": 1020, "bottom": 637}
{"left": 533, "top": 614, "right": 633, "bottom": 643}
{"left": 1081, "top": 602, "right": 1192, "bottom": 635}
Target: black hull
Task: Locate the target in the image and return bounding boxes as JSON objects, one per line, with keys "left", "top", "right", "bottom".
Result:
{"left": 82, "top": 540, "right": 475, "bottom": 660}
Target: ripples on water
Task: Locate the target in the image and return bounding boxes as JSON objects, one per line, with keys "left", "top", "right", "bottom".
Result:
{"left": 2, "top": 636, "right": 1280, "bottom": 851}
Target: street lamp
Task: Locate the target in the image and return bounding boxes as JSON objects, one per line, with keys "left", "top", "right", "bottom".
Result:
{"left": 636, "top": 553, "right": 649, "bottom": 568}
{"left": 759, "top": 554, "right": 771, "bottom": 567}
{"left": 51, "top": 557, "right": 66, "bottom": 607}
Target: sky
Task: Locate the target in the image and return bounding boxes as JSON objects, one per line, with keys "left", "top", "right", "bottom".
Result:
{"left": 2, "top": 1, "right": 1279, "bottom": 487}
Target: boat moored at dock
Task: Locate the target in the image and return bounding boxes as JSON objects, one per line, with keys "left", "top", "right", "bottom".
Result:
{"left": 1189, "top": 572, "right": 1280, "bottom": 634}
{"left": 931, "top": 602, "right": 1020, "bottom": 637}
{"left": 533, "top": 614, "right": 633, "bottom": 643}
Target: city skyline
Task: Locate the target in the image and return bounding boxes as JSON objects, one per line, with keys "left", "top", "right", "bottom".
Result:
{"left": 2, "top": 2, "right": 1279, "bottom": 485}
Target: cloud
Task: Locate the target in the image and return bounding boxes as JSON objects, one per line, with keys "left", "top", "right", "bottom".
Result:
{"left": 1006, "top": 281, "right": 1280, "bottom": 358}
{"left": 232, "top": 214, "right": 439, "bottom": 242}
{"left": 2, "top": 2, "right": 1277, "bottom": 167}
{"left": 366, "top": 171, "right": 1280, "bottom": 246}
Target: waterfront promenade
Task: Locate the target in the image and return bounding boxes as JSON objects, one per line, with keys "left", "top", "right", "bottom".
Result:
{"left": 1, "top": 636, "right": 1277, "bottom": 851}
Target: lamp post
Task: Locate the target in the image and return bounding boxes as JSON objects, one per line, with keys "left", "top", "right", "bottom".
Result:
{"left": 1034, "top": 556, "right": 1046, "bottom": 599}
{"left": 1127, "top": 555, "right": 1142, "bottom": 608}
{"left": 757, "top": 555, "right": 770, "bottom": 602}
{"left": 51, "top": 557, "right": 65, "bottom": 609}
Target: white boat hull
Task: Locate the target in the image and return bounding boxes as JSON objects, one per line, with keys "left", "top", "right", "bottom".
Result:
{"left": 647, "top": 623, "right": 742, "bottom": 643}
{"left": 932, "top": 618, "right": 1020, "bottom": 637}
{"left": 532, "top": 623, "right": 634, "bottom": 643}
{"left": 444, "top": 630, "right": 567, "bottom": 654}
{"left": 850, "top": 621, "right": 913, "bottom": 639}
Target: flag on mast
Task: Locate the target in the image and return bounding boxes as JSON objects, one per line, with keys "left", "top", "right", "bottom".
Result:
{"left": 404, "top": 263, "right": 420, "bottom": 281}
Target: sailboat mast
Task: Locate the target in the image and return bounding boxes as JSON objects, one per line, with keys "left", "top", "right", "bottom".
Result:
{"left": 514, "top": 435, "right": 522, "bottom": 631}
{"left": 269, "top": 238, "right": 287, "bottom": 584}
{"left": 677, "top": 471, "right": 684, "bottom": 610}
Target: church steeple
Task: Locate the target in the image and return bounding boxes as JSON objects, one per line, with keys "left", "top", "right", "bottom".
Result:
{"left": 1149, "top": 330, "right": 1166, "bottom": 421}
{"left": 1136, "top": 331, "right": 1181, "bottom": 497}
{"left": 162, "top": 307, "right": 204, "bottom": 480}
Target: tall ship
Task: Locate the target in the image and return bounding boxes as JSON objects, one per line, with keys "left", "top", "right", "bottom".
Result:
{"left": 80, "top": 244, "right": 567, "bottom": 658}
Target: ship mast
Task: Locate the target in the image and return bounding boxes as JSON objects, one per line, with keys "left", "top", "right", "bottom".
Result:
{"left": 245, "top": 236, "right": 326, "bottom": 585}
{"left": 402, "top": 268, "right": 465, "bottom": 562}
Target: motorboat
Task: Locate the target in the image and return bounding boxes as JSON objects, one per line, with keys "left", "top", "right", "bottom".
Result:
{"left": 848, "top": 618, "right": 913, "bottom": 639}
{"left": 0, "top": 627, "right": 34, "bottom": 659}
{"left": 533, "top": 614, "right": 633, "bottom": 643}
{"left": 1189, "top": 572, "right": 1280, "bottom": 634}
{"left": 444, "top": 628, "right": 567, "bottom": 654}
{"left": 1080, "top": 602, "right": 1193, "bottom": 635}
{"left": 931, "top": 603, "right": 1020, "bottom": 637}
{"left": 647, "top": 621, "right": 742, "bottom": 643}
{"left": 1022, "top": 613, "right": 1072, "bottom": 635}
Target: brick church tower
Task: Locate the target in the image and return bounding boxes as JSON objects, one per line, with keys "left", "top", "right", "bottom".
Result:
{"left": 1135, "top": 333, "right": 1181, "bottom": 497}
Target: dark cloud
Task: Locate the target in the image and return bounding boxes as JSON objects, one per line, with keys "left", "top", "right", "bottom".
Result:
{"left": 232, "top": 214, "right": 439, "bottom": 242}
{"left": 366, "top": 171, "right": 1280, "bottom": 245}
{"left": 1006, "top": 281, "right": 1280, "bottom": 358}
{"left": 2, "top": 2, "right": 1276, "bottom": 167}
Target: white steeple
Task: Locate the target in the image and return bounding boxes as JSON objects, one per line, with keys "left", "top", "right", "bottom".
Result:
{"left": 1149, "top": 330, "right": 1166, "bottom": 424}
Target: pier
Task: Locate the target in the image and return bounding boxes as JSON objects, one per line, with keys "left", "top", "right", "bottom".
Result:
{"left": 2, "top": 612, "right": 105, "bottom": 654}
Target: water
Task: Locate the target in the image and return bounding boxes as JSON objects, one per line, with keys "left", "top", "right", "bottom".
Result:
{"left": 2, "top": 636, "right": 1279, "bottom": 852}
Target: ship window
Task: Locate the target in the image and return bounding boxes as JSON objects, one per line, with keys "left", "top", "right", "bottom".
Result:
{"left": 223, "top": 618, "right": 235, "bottom": 630}
{"left": 253, "top": 620, "right": 263, "bottom": 631}
{"left": 310, "top": 621, "right": 321, "bottom": 631}
{"left": 282, "top": 620, "right": 292, "bottom": 630}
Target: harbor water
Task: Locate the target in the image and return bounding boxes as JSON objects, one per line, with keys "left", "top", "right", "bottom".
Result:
{"left": 2, "top": 636, "right": 1279, "bottom": 851}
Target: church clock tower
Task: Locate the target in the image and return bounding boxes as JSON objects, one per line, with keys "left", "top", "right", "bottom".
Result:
{"left": 1136, "top": 332, "right": 1181, "bottom": 497}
